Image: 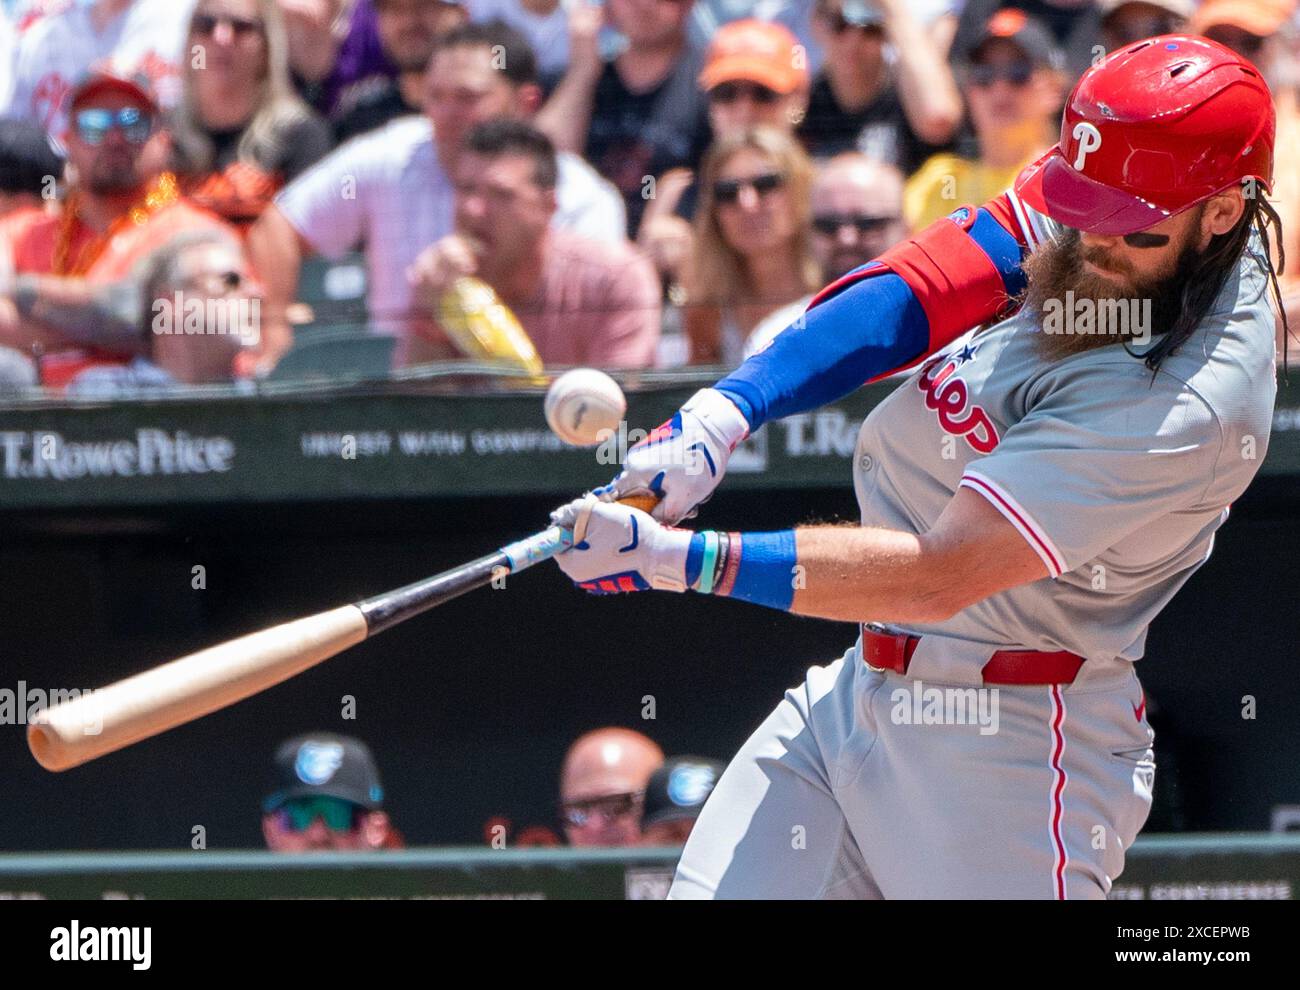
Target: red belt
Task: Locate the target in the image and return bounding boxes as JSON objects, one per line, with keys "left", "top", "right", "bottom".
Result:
{"left": 860, "top": 625, "right": 1084, "bottom": 686}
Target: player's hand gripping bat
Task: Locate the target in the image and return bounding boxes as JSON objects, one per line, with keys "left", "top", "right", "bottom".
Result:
{"left": 27, "top": 495, "right": 657, "bottom": 772}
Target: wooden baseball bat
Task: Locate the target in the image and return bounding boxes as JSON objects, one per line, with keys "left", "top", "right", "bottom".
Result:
{"left": 28, "top": 495, "right": 655, "bottom": 772}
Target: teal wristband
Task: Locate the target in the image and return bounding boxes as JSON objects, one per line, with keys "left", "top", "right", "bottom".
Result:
{"left": 695, "top": 530, "right": 719, "bottom": 594}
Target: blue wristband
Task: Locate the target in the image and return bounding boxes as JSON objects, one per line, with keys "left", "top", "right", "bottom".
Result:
{"left": 685, "top": 531, "right": 705, "bottom": 588}
{"left": 720, "top": 530, "right": 798, "bottom": 611}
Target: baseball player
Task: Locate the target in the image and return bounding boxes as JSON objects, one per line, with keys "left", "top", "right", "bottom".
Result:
{"left": 549, "top": 36, "right": 1285, "bottom": 898}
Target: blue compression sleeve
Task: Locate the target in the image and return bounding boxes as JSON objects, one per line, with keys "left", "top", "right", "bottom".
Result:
{"left": 715, "top": 271, "right": 927, "bottom": 430}
{"left": 714, "top": 206, "right": 1028, "bottom": 431}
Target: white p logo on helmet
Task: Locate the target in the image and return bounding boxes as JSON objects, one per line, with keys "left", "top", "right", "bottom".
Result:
{"left": 1072, "top": 122, "right": 1103, "bottom": 170}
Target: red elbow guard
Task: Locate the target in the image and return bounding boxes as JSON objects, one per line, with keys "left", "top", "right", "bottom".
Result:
{"left": 807, "top": 205, "right": 1019, "bottom": 353}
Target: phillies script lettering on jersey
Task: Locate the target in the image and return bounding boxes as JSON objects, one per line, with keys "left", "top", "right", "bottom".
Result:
{"left": 916, "top": 344, "right": 999, "bottom": 454}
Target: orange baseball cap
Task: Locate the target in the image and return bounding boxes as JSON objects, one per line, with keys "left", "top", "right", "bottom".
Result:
{"left": 1191, "top": 0, "right": 1297, "bottom": 37}
{"left": 699, "top": 19, "right": 808, "bottom": 95}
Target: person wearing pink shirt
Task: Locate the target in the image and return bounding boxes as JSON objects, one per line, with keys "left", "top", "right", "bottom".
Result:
{"left": 405, "top": 117, "right": 660, "bottom": 369}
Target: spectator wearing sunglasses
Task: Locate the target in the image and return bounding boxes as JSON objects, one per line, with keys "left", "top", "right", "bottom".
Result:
{"left": 681, "top": 126, "right": 821, "bottom": 366}
{"left": 263, "top": 733, "right": 398, "bottom": 852}
{"left": 2, "top": 0, "right": 194, "bottom": 139}
{"left": 1099, "top": 0, "right": 1191, "bottom": 52}
{"left": 559, "top": 727, "right": 663, "bottom": 847}
{"left": 0, "top": 71, "right": 247, "bottom": 387}
{"left": 638, "top": 20, "right": 809, "bottom": 306}
{"left": 1191, "top": 0, "right": 1295, "bottom": 63}
{"left": 949, "top": 0, "right": 1103, "bottom": 83}
{"left": 534, "top": 0, "right": 711, "bottom": 237}
{"left": 797, "top": 0, "right": 961, "bottom": 173}
{"left": 64, "top": 228, "right": 263, "bottom": 394}
{"left": 745, "top": 151, "right": 908, "bottom": 358}
{"left": 700, "top": 19, "right": 810, "bottom": 139}
{"left": 170, "top": 0, "right": 334, "bottom": 232}
{"left": 903, "top": 9, "right": 1064, "bottom": 231}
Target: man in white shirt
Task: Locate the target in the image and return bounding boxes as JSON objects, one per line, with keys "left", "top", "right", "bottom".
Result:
{"left": 247, "top": 19, "right": 625, "bottom": 368}
{"left": 2, "top": 0, "right": 194, "bottom": 137}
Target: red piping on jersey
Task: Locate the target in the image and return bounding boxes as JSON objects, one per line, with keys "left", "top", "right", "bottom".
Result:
{"left": 1049, "top": 684, "right": 1069, "bottom": 900}
{"left": 960, "top": 474, "right": 1066, "bottom": 578}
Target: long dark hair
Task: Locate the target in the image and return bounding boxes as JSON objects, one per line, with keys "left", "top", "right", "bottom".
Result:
{"left": 1137, "top": 195, "right": 1288, "bottom": 373}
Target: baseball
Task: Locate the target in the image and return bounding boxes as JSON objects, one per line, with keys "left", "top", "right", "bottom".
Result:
{"left": 544, "top": 369, "right": 626, "bottom": 447}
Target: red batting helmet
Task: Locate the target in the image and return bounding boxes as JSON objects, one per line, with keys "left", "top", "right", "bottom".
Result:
{"left": 1015, "top": 35, "right": 1274, "bottom": 235}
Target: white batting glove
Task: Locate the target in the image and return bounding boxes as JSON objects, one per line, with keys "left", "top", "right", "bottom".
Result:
{"left": 550, "top": 388, "right": 750, "bottom": 530}
{"left": 554, "top": 495, "right": 694, "bottom": 593}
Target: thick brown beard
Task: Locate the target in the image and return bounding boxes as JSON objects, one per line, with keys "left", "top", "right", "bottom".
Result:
{"left": 1021, "top": 228, "right": 1201, "bottom": 361}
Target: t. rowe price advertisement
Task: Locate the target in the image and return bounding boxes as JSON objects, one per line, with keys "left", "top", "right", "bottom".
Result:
{"left": 0, "top": 430, "right": 235, "bottom": 480}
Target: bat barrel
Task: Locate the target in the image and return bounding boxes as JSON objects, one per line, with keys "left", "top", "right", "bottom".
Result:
{"left": 27, "top": 512, "right": 607, "bottom": 772}
{"left": 28, "top": 605, "right": 369, "bottom": 772}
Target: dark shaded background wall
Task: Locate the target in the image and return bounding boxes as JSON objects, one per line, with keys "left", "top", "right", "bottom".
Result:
{"left": 1, "top": 480, "right": 1297, "bottom": 851}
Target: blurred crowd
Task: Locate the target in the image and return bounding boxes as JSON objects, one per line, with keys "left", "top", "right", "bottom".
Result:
{"left": 262, "top": 728, "right": 722, "bottom": 855}
{"left": 1, "top": 0, "right": 1298, "bottom": 393}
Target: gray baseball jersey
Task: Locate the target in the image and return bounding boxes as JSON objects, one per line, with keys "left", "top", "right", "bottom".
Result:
{"left": 853, "top": 224, "right": 1277, "bottom": 683}
{"left": 669, "top": 201, "right": 1277, "bottom": 899}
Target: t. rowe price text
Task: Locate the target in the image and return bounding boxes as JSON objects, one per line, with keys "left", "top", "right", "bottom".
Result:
{"left": 0, "top": 430, "right": 234, "bottom": 479}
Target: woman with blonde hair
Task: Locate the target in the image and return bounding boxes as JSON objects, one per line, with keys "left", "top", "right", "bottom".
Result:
{"left": 170, "top": 0, "right": 334, "bottom": 231}
{"left": 683, "top": 127, "right": 822, "bottom": 366}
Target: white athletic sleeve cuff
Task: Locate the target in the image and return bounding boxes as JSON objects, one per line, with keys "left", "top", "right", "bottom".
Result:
{"left": 682, "top": 388, "right": 751, "bottom": 450}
